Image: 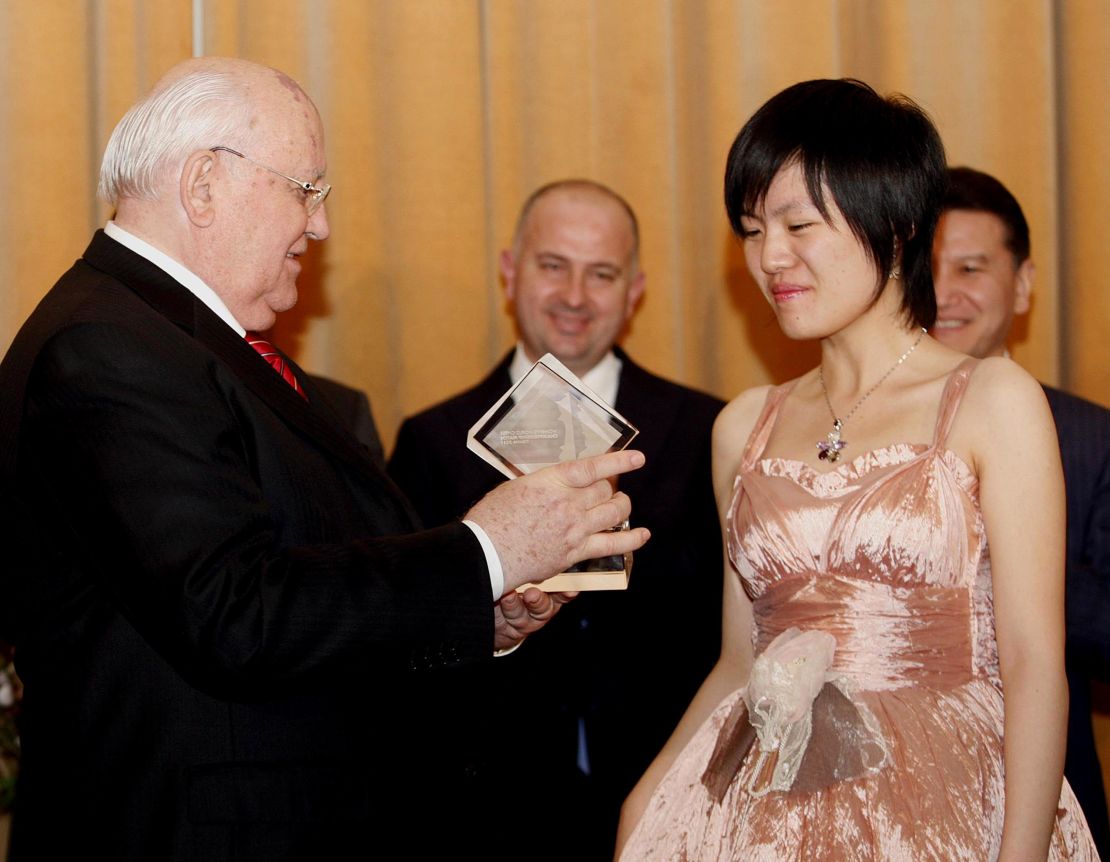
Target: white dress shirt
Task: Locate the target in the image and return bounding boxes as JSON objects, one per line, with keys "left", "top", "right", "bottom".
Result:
{"left": 508, "top": 344, "right": 622, "bottom": 407}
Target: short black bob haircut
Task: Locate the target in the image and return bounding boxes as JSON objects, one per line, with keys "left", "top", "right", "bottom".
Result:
{"left": 943, "top": 166, "right": 1030, "bottom": 266}
{"left": 724, "top": 78, "right": 946, "bottom": 330}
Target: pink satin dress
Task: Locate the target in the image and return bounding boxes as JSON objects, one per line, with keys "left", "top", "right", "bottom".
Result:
{"left": 621, "top": 359, "right": 1099, "bottom": 860}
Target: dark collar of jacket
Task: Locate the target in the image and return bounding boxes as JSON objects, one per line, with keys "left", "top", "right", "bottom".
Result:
{"left": 81, "top": 230, "right": 417, "bottom": 519}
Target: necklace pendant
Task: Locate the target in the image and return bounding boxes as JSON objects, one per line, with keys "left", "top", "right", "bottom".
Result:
{"left": 815, "top": 327, "right": 926, "bottom": 465}
{"left": 817, "top": 419, "right": 847, "bottom": 463}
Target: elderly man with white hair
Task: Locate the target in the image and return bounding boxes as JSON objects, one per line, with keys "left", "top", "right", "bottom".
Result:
{"left": 0, "top": 57, "right": 647, "bottom": 861}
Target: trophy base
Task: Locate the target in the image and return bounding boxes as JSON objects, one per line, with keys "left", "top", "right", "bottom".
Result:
{"left": 521, "top": 547, "right": 632, "bottom": 592}
{"left": 522, "top": 567, "right": 630, "bottom": 592}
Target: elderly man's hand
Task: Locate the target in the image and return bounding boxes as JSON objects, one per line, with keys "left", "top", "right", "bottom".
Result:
{"left": 492, "top": 588, "right": 577, "bottom": 652}
{"left": 465, "top": 449, "right": 650, "bottom": 594}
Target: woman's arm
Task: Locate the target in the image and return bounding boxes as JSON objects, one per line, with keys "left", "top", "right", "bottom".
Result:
{"left": 959, "top": 359, "right": 1067, "bottom": 861}
{"left": 615, "top": 388, "right": 768, "bottom": 855}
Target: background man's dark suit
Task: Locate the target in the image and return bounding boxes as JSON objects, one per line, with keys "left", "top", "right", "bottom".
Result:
{"left": 0, "top": 232, "right": 494, "bottom": 861}
{"left": 1045, "top": 385, "right": 1110, "bottom": 851}
{"left": 389, "top": 347, "right": 724, "bottom": 858}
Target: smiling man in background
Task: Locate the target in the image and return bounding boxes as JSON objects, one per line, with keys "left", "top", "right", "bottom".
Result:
{"left": 389, "top": 179, "right": 724, "bottom": 859}
{"left": 933, "top": 165, "right": 1110, "bottom": 853}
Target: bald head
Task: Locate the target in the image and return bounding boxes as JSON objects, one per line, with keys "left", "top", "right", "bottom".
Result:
{"left": 99, "top": 57, "right": 330, "bottom": 333}
{"left": 510, "top": 179, "right": 640, "bottom": 273}
{"left": 501, "top": 180, "right": 645, "bottom": 376}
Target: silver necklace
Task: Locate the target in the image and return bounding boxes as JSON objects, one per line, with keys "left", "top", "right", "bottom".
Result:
{"left": 816, "top": 327, "right": 927, "bottom": 463}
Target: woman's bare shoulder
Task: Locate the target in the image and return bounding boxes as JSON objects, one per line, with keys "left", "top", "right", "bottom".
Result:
{"left": 961, "top": 355, "right": 1048, "bottom": 413}
{"left": 950, "top": 356, "right": 1055, "bottom": 470}
{"left": 714, "top": 385, "right": 776, "bottom": 447}
{"left": 711, "top": 384, "right": 778, "bottom": 486}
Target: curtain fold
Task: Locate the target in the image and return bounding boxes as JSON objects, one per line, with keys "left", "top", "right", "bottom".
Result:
{"left": 2, "top": 0, "right": 1107, "bottom": 441}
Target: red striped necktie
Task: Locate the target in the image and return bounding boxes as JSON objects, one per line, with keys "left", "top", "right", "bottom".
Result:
{"left": 245, "top": 333, "right": 307, "bottom": 400}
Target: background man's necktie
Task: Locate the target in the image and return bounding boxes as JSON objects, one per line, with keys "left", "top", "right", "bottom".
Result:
{"left": 245, "top": 333, "right": 307, "bottom": 400}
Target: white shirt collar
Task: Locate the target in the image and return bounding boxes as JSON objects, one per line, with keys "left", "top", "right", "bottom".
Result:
{"left": 509, "top": 344, "right": 622, "bottom": 407}
{"left": 104, "top": 221, "right": 246, "bottom": 336}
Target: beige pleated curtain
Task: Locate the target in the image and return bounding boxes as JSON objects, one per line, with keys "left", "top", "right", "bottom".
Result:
{"left": 2, "top": 0, "right": 1108, "bottom": 448}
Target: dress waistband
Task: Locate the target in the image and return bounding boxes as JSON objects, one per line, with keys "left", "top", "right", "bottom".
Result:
{"left": 751, "top": 574, "right": 974, "bottom": 692}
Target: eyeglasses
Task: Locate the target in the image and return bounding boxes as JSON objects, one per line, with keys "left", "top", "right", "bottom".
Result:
{"left": 211, "top": 146, "right": 331, "bottom": 215}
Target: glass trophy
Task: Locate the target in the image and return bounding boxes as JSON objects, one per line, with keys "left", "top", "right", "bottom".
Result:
{"left": 467, "top": 353, "right": 639, "bottom": 591}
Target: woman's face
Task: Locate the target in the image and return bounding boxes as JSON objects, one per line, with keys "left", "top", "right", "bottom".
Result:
{"left": 736, "top": 162, "right": 885, "bottom": 341}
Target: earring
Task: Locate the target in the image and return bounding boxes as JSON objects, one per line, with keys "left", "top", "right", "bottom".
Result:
{"left": 888, "top": 265, "right": 901, "bottom": 280}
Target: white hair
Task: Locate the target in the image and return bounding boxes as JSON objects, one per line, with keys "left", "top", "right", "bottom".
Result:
{"left": 98, "top": 70, "right": 252, "bottom": 205}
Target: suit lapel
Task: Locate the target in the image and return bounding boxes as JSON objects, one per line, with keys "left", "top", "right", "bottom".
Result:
{"left": 83, "top": 232, "right": 418, "bottom": 522}
{"left": 467, "top": 351, "right": 515, "bottom": 412}
{"left": 612, "top": 350, "right": 676, "bottom": 491}
{"left": 445, "top": 352, "right": 516, "bottom": 488}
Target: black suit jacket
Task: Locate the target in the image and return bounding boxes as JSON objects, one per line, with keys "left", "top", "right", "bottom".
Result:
{"left": 1044, "top": 385, "right": 1110, "bottom": 853}
{"left": 0, "top": 232, "right": 494, "bottom": 861}
{"left": 388, "top": 348, "right": 724, "bottom": 859}
{"left": 309, "top": 374, "right": 386, "bottom": 468}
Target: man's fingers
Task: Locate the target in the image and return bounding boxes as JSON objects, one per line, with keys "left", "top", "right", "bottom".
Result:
{"left": 582, "top": 489, "right": 632, "bottom": 531}
{"left": 498, "top": 589, "right": 527, "bottom": 619}
{"left": 501, "top": 588, "right": 576, "bottom": 618}
{"left": 557, "top": 449, "right": 645, "bottom": 488}
{"left": 577, "top": 525, "right": 650, "bottom": 562}
{"left": 495, "top": 586, "right": 573, "bottom": 646}
{"left": 518, "top": 589, "right": 576, "bottom": 614}
{"left": 500, "top": 587, "right": 555, "bottom": 622}
{"left": 468, "top": 449, "right": 647, "bottom": 593}
{"left": 519, "top": 590, "right": 556, "bottom": 621}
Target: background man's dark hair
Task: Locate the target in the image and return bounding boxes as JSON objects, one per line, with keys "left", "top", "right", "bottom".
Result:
{"left": 943, "top": 166, "right": 1031, "bottom": 266}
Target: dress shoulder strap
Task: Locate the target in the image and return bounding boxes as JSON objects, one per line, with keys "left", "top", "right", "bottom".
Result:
{"left": 740, "top": 380, "right": 798, "bottom": 471}
{"left": 932, "top": 357, "right": 982, "bottom": 450}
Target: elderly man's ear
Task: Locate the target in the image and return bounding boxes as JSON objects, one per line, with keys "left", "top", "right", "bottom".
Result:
{"left": 180, "top": 151, "right": 217, "bottom": 227}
